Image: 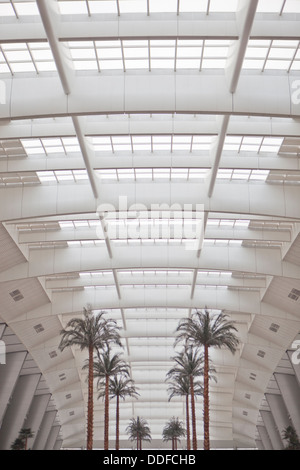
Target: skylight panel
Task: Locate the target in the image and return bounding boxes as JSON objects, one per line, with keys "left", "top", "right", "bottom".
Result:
{"left": 123, "top": 46, "right": 148, "bottom": 59}
{"left": 244, "top": 40, "right": 300, "bottom": 72}
{"left": 152, "top": 135, "right": 172, "bottom": 151}
{"left": 36, "top": 170, "right": 88, "bottom": 184}
{"left": 132, "top": 135, "right": 152, "bottom": 151}
{"left": 88, "top": 0, "right": 118, "bottom": 14}
{"left": 150, "top": 0, "right": 177, "bottom": 13}
{"left": 13, "top": 1, "right": 39, "bottom": 16}
{"left": 179, "top": 0, "right": 208, "bottom": 13}
{"left": 0, "top": 2, "right": 15, "bottom": 16}
{"left": 58, "top": 1, "right": 88, "bottom": 15}
{"left": 97, "top": 45, "right": 123, "bottom": 60}
{"left": 283, "top": 0, "right": 300, "bottom": 13}
{"left": 216, "top": 169, "right": 270, "bottom": 181}
{"left": 257, "top": 0, "right": 285, "bottom": 13}
{"left": 172, "top": 135, "right": 191, "bottom": 151}
{"left": 0, "top": 42, "right": 56, "bottom": 75}
{"left": 118, "top": 0, "right": 147, "bottom": 14}
{"left": 209, "top": 0, "right": 238, "bottom": 12}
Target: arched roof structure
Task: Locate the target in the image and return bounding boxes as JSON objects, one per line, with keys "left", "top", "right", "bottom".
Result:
{"left": 0, "top": 0, "right": 300, "bottom": 450}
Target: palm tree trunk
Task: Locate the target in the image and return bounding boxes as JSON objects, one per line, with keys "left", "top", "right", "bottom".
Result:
{"left": 203, "top": 344, "right": 210, "bottom": 451}
{"left": 189, "top": 376, "right": 197, "bottom": 450}
{"left": 87, "top": 344, "right": 94, "bottom": 450}
{"left": 185, "top": 394, "right": 190, "bottom": 450}
{"left": 116, "top": 395, "right": 120, "bottom": 450}
{"left": 104, "top": 374, "right": 109, "bottom": 450}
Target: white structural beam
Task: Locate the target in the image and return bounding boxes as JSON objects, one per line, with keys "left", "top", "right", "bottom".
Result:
{"left": 207, "top": 115, "right": 231, "bottom": 198}
{"left": 36, "top": 0, "right": 73, "bottom": 95}
{"left": 208, "top": 0, "right": 258, "bottom": 198}
{"left": 0, "top": 181, "right": 299, "bottom": 222}
{"left": 226, "top": 0, "right": 259, "bottom": 93}
{"left": 1, "top": 14, "right": 300, "bottom": 42}
{"left": 44, "top": 272, "right": 266, "bottom": 290}
{"left": 0, "top": 244, "right": 299, "bottom": 284}
{"left": 1, "top": 73, "right": 299, "bottom": 121}
{"left": 36, "top": 0, "right": 99, "bottom": 201}
{"left": 17, "top": 225, "right": 291, "bottom": 244}
{"left": 0, "top": 116, "right": 300, "bottom": 141}
{"left": 2, "top": 153, "right": 300, "bottom": 174}
{"left": 6, "top": 286, "right": 298, "bottom": 323}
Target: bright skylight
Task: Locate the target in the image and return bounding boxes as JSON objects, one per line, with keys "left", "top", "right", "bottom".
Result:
{"left": 67, "top": 39, "right": 233, "bottom": 71}
{"left": 91, "top": 134, "right": 215, "bottom": 153}
{"left": 57, "top": 0, "right": 239, "bottom": 15}
{"left": 0, "top": 42, "right": 56, "bottom": 75}
{"left": 224, "top": 136, "right": 284, "bottom": 154}
{"left": 96, "top": 167, "right": 209, "bottom": 181}
{"left": 244, "top": 40, "right": 300, "bottom": 72}
{"left": 21, "top": 137, "right": 80, "bottom": 155}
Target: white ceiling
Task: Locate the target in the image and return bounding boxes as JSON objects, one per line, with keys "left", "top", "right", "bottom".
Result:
{"left": 0, "top": 0, "right": 299, "bottom": 450}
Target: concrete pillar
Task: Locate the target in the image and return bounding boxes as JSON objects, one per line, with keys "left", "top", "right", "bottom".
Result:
{"left": 0, "top": 351, "right": 27, "bottom": 424}
{"left": 45, "top": 425, "right": 61, "bottom": 450}
{"left": 53, "top": 439, "right": 63, "bottom": 450}
{"left": 0, "top": 373, "right": 40, "bottom": 449}
{"left": 33, "top": 410, "right": 57, "bottom": 450}
{"left": 23, "top": 393, "right": 51, "bottom": 449}
{"left": 265, "top": 393, "right": 291, "bottom": 447}
{"left": 255, "top": 439, "right": 264, "bottom": 450}
{"left": 257, "top": 425, "right": 273, "bottom": 450}
{"left": 260, "top": 410, "right": 283, "bottom": 450}
{"left": 274, "top": 373, "right": 300, "bottom": 438}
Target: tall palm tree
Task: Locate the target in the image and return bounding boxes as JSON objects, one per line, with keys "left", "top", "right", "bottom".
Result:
{"left": 166, "top": 374, "right": 203, "bottom": 450}
{"left": 58, "top": 306, "right": 122, "bottom": 450}
{"left": 162, "top": 417, "right": 186, "bottom": 450}
{"left": 92, "top": 348, "right": 130, "bottom": 450}
{"left": 126, "top": 416, "right": 151, "bottom": 450}
{"left": 99, "top": 375, "right": 139, "bottom": 450}
{"left": 175, "top": 309, "right": 239, "bottom": 450}
{"left": 166, "top": 346, "right": 206, "bottom": 450}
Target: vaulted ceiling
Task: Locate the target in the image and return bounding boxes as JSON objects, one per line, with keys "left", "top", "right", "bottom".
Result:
{"left": 0, "top": 0, "right": 300, "bottom": 450}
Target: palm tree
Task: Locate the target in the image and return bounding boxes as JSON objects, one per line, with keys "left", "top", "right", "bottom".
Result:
{"left": 162, "top": 417, "right": 186, "bottom": 450}
{"left": 166, "top": 346, "right": 206, "bottom": 450}
{"left": 58, "top": 306, "right": 122, "bottom": 450}
{"left": 10, "top": 437, "right": 25, "bottom": 450}
{"left": 99, "top": 375, "right": 139, "bottom": 450}
{"left": 282, "top": 425, "right": 300, "bottom": 450}
{"left": 175, "top": 308, "right": 239, "bottom": 450}
{"left": 92, "top": 348, "right": 130, "bottom": 450}
{"left": 19, "top": 428, "right": 34, "bottom": 450}
{"left": 166, "top": 374, "right": 203, "bottom": 450}
{"left": 126, "top": 416, "right": 151, "bottom": 450}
